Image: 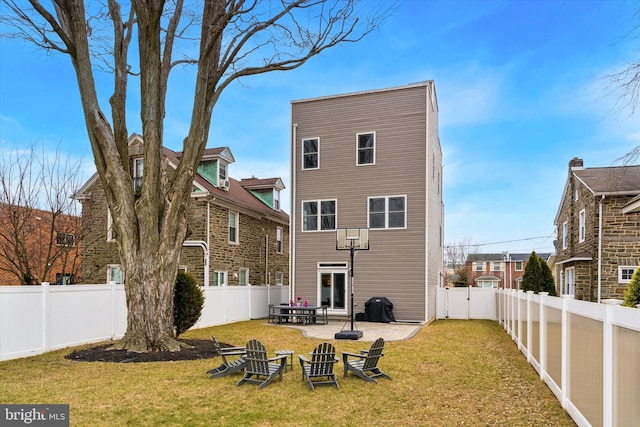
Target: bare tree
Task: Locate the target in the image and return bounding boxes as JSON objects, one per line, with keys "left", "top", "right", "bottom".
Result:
{"left": 0, "top": 0, "right": 388, "bottom": 351}
{"left": 606, "top": 5, "right": 640, "bottom": 165}
{"left": 444, "top": 238, "right": 478, "bottom": 286}
{"left": 0, "top": 144, "right": 84, "bottom": 285}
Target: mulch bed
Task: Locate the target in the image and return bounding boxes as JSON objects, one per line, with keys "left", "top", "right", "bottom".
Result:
{"left": 65, "top": 339, "right": 221, "bottom": 363}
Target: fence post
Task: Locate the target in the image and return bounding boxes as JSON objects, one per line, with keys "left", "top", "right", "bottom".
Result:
{"left": 42, "top": 282, "right": 51, "bottom": 354}
{"left": 602, "top": 302, "right": 615, "bottom": 427}
{"left": 526, "top": 291, "right": 534, "bottom": 362}
{"left": 561, "top": 295, "right": 571, "bottom": 410}
{"left": 539, "top": 292, "right": 549, "bottom": 380}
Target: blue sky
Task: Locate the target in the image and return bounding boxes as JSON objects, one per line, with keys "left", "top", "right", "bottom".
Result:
{"left": 1, "top": 0, "right": 638, "bottom": 255}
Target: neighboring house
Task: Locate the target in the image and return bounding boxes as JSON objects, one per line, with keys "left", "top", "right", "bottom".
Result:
{"left": 290, "top": 81, "right": 444, "bottom": 322}
{"left": 554, "top": 158, "right": 640, "bottom": 301}
{"left": 76, "top": 134, "right": 289, "bottom": 287}
{"left": 0, "top": 204, "right": 81, "bottom": 285}
{"left": 465, "top": 252, "right": 551, "bottom": 289}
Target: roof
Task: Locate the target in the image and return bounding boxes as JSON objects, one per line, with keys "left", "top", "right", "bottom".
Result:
{"left": 466, "top": 253, "right": 550, "bottom": 262}
{"left": 240, "top": 177, "right": 285, "bottom": 191}
{"left": 573, "top": 165, "right": 640, "bottom": 195}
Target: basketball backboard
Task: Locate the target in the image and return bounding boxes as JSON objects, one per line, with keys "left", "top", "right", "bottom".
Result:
{"left": 336, "top": 228, "right": 369, "bottom": 250}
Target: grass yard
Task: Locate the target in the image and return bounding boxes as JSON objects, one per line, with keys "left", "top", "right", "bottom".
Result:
{"left": 0, "top": 320, "right": 575, "bottom": 426}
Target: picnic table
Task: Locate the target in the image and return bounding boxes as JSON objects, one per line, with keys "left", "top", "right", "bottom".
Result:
{"left": 268, "top": 304, "right": 328, "bottom": 325}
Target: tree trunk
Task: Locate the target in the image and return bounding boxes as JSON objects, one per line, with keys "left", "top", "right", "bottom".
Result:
{"left": 112, "top": 247, "right": 184, "bottom": 352}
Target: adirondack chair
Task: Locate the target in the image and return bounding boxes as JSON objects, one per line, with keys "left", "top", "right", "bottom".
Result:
{"left": 206, "top": 336, "right": 247, "bottom": 379}
{"left": 342, "top": 337, "right": 392, "bottom": 383}
{"left": 237, "top": 339, "right": 287, "bottom": 389}
{"left": 298, "top": 342, "right": 339, "bottom": 391}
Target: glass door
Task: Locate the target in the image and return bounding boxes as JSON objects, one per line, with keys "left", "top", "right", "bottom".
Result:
{"left": 318, "top": 270, "right": 346, "bottom": 312}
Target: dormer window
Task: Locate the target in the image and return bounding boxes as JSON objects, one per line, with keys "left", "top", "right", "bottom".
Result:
{"left": 133, "top": 158, "right": 143, "bottom": 193}
{"left": 274, "top": 190, "right": 280, "bottom": 211}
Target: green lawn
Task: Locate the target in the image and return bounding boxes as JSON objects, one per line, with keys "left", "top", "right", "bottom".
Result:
{"left": 0, "top": 320, "right": 575, "bottom": 426}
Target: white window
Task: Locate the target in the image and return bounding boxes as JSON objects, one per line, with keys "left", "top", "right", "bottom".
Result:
{"left": 213, "top": 270, "right": 227, "bottom": 286}
{"left": 107, "top": 264, "right": 123, "bottom": 284}
{"left": 474, "top": 262, "right": 484, "bottom": 272}
{"left": 302, "top": 138, "right": 319, "bottom": 170}
{"left": 274, "top": 190, "right": 280, "bottom": 211}
{"left": 492, "top": 262, "right": 502, "bottom": 272}
{"left": 515, "top": 261, "right": 523, "bottom": 271}
{"left": 219, "top": 162, "right": 227, "bottom": 184}
{"left": 229, "top": 211, "right": 239, "bottom": 244}
{"left": 239, "top": 268, "right": 249, "bottom": 286}
{"left": 133, "top": 158, "right": 143, "bottom": 193}
{"left": 575, "top": 188, "right": 579, "bottom": 201}
{"left": 564, "top": 267, "right": 575, "bottom": 296}
{"left": 356, "top": 132, "right": 375, "bottom": 165}
{"left": 107, "top": 209, "right": 116, "bottom": 242}
{"left": 275, "top": 271, "right": 283, "bottom": 285}
{"left": 619, "top": 266, "right": 637, "bottom": 284}
{"left": 276, "top": 227, "right": 283, "bottom": 253}
{"left": 562, "top": 221, "right": 568, "bottom": 250}
{"left": 578, "top": 209, "right": 585, "bottom": 243}
{"left": 368, "top": 195, "right": 406, "bottom": 229}
{"left": 302, "top": 199, "right": 336, "bottom": 231}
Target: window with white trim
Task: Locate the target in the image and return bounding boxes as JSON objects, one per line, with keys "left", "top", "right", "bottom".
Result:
{"left": 578, "top": 209, "right": 585, "bottom": 243}
{"left": 302, "top": 138, "right": 319, "bottom": 170}
{"left": 239, "top": 268, "right": 249, "bottom": 286}
{"left": 213, "top": 270, "right": 227, "bottom": 286}
{"left": 302, "top": 200, "right": 336, "bottom": 231}
{"left": 133, "top": 158, "right": 143, "bottom": 193}
{"left": 274, "top": 190, "right": 280, "bottom": 211}
{"left": 356, "top": 132, "right": 375, "bottom": 165}
{"left": 492, "top": 262, "right": 502, "bottom": 272}
{"left": 562, "top": 221, "right": 568, "bottom": 250}
{"left": 107, "top": 264, "right": 123, "bottom": 284}
{"left": 515, "top": 261, "right": 523, "bottom": 271}
{"left": 619, "top": 266, "right": 638, "bottom": 284}
{"left": 275, "top": 271, "right": 283, "bottom": 285}
{"left": 368, "top": 195, "right": 406, "bottom": 229}
{"left": 219, "top": 162, "right": 227, "bottom": 185}
{"left": 229, "top": 211, "right": 239, "bottom": 244}
{"left": 474, "top": 262, "right": 484, "bottom": 272}
{"left": 276, "top": 227, "right": 283, "bottom": 253}
{"left": 564, "top": 267, "right": 575, "bottom": 296}
{"left": 107, "top": 209, "right": 116, "bottom": 242}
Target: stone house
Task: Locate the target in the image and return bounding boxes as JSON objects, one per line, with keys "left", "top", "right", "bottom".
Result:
{"left": 554, "top": 158, "right": 640, "bottom": 301}
{"left": 465, "top": 252, "right": 552, "bottom": 289}
{"left": 76, "top": 134, "right": 289, "bottom": 287}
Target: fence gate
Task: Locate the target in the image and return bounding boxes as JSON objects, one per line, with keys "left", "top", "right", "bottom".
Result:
{"left": 436, "top": 287, "right": 496, "bottom": 320}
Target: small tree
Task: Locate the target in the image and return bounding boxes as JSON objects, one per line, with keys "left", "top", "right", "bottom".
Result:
{"left": 622, "top": 264, "right": 640, "bottom": 308}
{"left": 454, "top": 268, "right": 468, "bottom": 287}
{"left": 539, "top": 256, "right": 557, "bottom": 296}
{"left": 173, "top": 272, "right": 204, "bottom": 338}
{"left": 521, "top": 251, "right": 543, "bottom": 293}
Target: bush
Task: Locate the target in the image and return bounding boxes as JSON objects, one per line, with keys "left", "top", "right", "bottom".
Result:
{"left": 539, "top": 256, "right": 557, "bottom": 296}
{"left": 622, "top": 264, "right": 640, "bottom": 308}
{"left": 521, "top": 252, "right": 542, "bottom": 292}
{"left": 173, "top": 272, "right": 204, "bottom": 337}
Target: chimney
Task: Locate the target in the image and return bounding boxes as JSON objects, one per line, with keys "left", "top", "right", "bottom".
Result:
{"left": 569, "top": 157, "right": 584, "bottom": 170}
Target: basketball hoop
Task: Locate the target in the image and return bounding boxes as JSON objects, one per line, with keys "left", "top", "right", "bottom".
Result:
{"left": 335, "top": 228, "right": 369, "bottom": 340}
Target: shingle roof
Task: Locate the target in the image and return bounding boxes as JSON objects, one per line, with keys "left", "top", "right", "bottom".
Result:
{"left": 574, "top": 165, "right": 640, "bottom": 195}
{"left": 466, "top": 252, "right": 550, "bottom": 262}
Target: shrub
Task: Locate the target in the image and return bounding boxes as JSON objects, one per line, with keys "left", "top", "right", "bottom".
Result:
{"left": 622, "top": 264, "right": 640, "bottom": 308}
{"left": 539, "top": 256, "right": 557, "bottom": 296}
{"left": 173, "top": 272, "right": 204, "bottom": 337}
{"left": 521, "top": 251, "right": 542, "bottom": 292}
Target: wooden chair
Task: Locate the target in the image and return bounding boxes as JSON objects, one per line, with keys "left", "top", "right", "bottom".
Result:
{"left": 342, "top": 337, "right": 392, "bottom": 383}
{"left": 237, "top": 339, "right": 287, "bottom": 389}
{"left": 298, "top": 342, "right": 339, "bottom": 391}
{"left": 206, "top": 336, "right": 247, "bottom": 379}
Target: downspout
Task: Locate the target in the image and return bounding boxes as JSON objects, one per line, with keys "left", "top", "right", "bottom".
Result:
{"left": 291, "top": 123, "right": 297, "bottom": 302}
{"left": 597, "top": 195, "right": 604, "bottom": 303}
{"left": 183, "top": 240, "right": 209, "bottom": 286}
{"left": 265, "top": 235, "right": 269, "bottom": 285}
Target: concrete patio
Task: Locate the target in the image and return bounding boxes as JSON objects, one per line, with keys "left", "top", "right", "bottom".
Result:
{"left": 270, "top": 320, "right": 424, "bottom": 342}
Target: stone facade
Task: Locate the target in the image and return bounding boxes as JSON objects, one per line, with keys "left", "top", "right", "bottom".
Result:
{"left": 554, "top": 159, "right": 640, "bottom": 301}
{"left": 77, "top": 141, "right": 289, "bottom": 287}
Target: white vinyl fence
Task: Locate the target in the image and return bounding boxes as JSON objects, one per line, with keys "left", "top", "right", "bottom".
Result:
{"left": 437, "top": 287, "right": 640, "bottom": 427}
{"left": 0, "top": 282, "right": 289, "bottom": 362}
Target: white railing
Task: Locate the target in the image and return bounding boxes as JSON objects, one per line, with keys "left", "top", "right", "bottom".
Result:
{"left": 497, "top": 289, "right": 640, "bottom": 427}
{"left": 0, "top": 282, "right": 289, "bottom": 362}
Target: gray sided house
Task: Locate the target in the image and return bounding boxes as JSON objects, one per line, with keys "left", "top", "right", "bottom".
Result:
{"left": 554, "top": 158, "right": 640, "bottom": 301}
{"left": 76, "top": 134, "right": 289, "bottom": 287}
{"left": 290, "top": 81, "right": 444, "bottom": 322}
